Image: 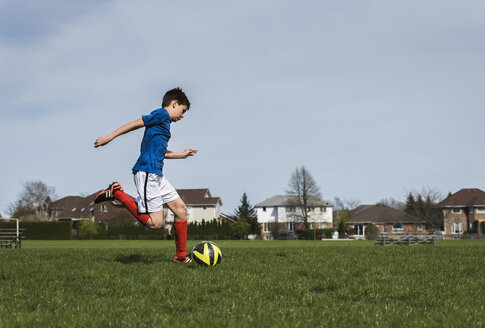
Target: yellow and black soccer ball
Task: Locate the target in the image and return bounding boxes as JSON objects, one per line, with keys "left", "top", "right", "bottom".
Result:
{"left": 191, "top": 241, "right": 222, "bottom": 266}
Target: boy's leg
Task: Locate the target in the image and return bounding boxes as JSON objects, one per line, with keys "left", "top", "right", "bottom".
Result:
{"left": 165, "top": 197, "right": 189, "bottom": 260}
{"left": 112, "top": 188, "right": 151, "bottom": 225}
{"left": 94, "top": 182, "right": 150, "bottom": 225}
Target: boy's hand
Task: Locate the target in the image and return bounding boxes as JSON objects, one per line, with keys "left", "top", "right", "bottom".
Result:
{"left": 182, "top": 148, "right": 198, "bottom": 158}
{"left": 94, "top": 135, "right": 112, "bottom": 148}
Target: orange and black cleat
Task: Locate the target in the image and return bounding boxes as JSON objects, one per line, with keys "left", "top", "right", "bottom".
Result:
{"left": 94, "top": 182, "right": 123, "bottom": 204}
{"left": 174, "top": 255, "right": 192, "bottom": 264}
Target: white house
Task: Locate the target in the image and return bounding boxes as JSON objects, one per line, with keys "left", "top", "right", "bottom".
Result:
{"left": 164, "top": 189, "right": 223, "bottom": 229}
{"left": 255, "top": 195, "right": 333, "bottom": 240}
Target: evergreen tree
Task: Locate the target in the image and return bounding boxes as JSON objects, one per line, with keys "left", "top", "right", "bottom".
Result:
{"left": 403, "top": 192, "right": 416, "bottom": 217}
{"left": 234, "top": 192, "right": 259, "bottom": 235}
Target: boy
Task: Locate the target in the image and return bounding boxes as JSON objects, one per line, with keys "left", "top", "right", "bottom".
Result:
{"left": 93, "top": 87, "right": 196, "bottom": 263}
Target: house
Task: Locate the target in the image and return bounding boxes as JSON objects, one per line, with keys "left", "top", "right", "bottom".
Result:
{"left": 51, "top": 192, "right": 134, "bottom": 224}
{"left": 255, "top": 195, "right": 333, "bottom": 240}
{"left": 52, "top": 188, "right": 224, "bottom": 229}
{"left": 438, "top": 188, "right": 485, "bottom": 237}
{"left": 163, "top": 189, "right": 223, "bottom": 231}
{"left": 348, "top": 204, "right": 427, "bottom": 239}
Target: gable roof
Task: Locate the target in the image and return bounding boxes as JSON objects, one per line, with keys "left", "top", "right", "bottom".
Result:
{"left": 176, "top": 189, "right": 222, "bottom": 206}
{"left": 349, "top": 204, "right": 424, "bottom": 224}
{"left": 51, "top": 191, "right": 134, "bottom": 223}
{"left": 255, "top": 195, "right": 331, "bottom": 207}
{"left": 439, "top": 188, "right": 485, "bottom": 207}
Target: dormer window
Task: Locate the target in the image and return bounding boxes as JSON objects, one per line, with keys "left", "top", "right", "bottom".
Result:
{"left": 72, "top": 208, "right": 76, "bottom": 212}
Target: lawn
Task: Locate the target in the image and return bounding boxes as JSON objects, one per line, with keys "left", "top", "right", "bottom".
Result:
{"left": 1, "top": 240, "right": 484, "bottom": 327}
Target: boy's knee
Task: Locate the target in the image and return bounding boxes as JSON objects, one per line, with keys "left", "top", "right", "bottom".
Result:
{"left": 175, "top": 203, "right": 187, "bottom": 217}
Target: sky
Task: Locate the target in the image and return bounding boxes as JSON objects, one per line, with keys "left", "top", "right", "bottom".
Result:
{"left": 1, "top": 0, "right": 484, "bottom": 217}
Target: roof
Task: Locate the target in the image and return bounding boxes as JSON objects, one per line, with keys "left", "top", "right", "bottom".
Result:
{"left": 255, "top": 195, "right": 331, "bottom": 207}
{"left": 439, "top": 188, "right": 485, "bottom": 207}
{"left": 349, "top": 204, "right": 424, "bottom": 224}
{"left": 177, "top": 189, "right": 222, "bottom": 206}
{"left": 50, "top": 191, "right": 135, "bottom": 223}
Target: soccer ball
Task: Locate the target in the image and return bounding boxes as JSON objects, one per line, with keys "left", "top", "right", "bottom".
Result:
{"left": 191, "top": 241, "right": 222, "bottom": 266}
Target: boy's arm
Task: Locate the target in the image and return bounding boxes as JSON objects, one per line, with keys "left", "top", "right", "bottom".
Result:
{"left": 94, "top": 118, "right": 145, "bottom": 148}
{"left": 165, "top": 148, "right": 198, "bottom": 159}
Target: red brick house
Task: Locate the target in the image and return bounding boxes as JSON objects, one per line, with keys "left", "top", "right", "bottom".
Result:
{"left": 439, "top": 188, "right": 485, "bottom": 237}
{"left": 348, "top": 204, "right": 427, "bottom": 239}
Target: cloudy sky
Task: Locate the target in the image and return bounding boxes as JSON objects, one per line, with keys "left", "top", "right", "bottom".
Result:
{"left": 1, "top": 0, "right": 484, "bottom": 216}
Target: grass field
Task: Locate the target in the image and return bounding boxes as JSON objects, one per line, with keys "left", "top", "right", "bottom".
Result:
{"left": 1, "top": 240, "right": 484, "bottom": 327}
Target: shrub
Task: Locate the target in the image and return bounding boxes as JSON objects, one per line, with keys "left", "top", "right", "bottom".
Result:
{"left": 365, "top": 224, "right": 379, "bottom": 240}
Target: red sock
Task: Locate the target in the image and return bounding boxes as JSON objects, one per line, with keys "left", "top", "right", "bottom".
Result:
{"left": 173, "top": 219, "right": 188, "bottom": 258}
{"left": 114, "top": 190, "right": 150, "bottom": 225}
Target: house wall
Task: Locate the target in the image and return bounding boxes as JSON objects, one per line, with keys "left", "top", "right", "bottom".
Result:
{"left": 257, "top": 205, "right": 333, "bottom": 240}
{"left": 443, "top": 207, "right": 485, "bottom": 235}
{"left": 378, "top": 223, "right": 426, "bottom": 235}
{"left": 165, "top": 203, "right": 221, "bottom": 224}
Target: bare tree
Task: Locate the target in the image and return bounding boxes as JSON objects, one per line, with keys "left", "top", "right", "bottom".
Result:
{"left": 286, "top": 166, "right": 321, "bottom": 229}
{"left": 333, "top": 197, "right": 361, "bottom": 211}
{"left": 8, "top": 181, "right": 56, "bottom": 220}
{"left": 377, "top": 197, "right": 403, "bottom": 210}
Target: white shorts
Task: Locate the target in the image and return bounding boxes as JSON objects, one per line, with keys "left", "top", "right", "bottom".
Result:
{"left": 133, "top": 171, "right": 179, "bottom": 213}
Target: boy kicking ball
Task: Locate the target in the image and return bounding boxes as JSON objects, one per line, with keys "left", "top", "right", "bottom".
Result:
{"left": 93, "top": 87, "right": 196, "bottom": 263}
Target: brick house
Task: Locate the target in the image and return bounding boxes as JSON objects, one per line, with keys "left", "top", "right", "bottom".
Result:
{"left": 438, "top": 188, "right": 485, "bottom": 237}
{"left": 255, "top": 195, "right": 333, "bottom": 240}
{"left": 348, "top": 204, "right": 427, "bottom": 239}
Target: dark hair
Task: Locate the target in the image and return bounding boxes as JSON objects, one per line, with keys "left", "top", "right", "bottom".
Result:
{"left": 162, "top": 87, "right": 190, "bottom": 109}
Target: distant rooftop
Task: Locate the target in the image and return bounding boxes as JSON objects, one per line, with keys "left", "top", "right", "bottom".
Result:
{"left": 439, "top": 188, "right": 485, "bottom": 207}
{"left": 255, "top": 195, "right": 331, "bottom": 207}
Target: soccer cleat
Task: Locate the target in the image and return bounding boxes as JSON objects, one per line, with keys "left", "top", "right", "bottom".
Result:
{"left": 94, "top": 182, "right": 123, "bottom": 204}
{"left": 174, "top": 255, "right": 192, "bottom": 263}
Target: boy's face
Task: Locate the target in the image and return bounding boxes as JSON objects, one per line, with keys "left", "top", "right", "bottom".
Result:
{"left": 169, "top": 101, "right": 188, "bottom": 122}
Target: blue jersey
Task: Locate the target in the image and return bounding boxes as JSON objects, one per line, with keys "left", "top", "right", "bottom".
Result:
{"left": 132, "top": 108, "right": 171, "bottom": 176}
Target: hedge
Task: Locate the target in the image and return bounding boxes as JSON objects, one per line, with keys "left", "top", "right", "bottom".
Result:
{"left": 0, "top": 221, "right": 71, "bottom": 240}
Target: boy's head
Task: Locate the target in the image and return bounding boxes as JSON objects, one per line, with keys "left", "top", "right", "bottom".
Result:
{"left": 162, "top": 87, "right": 190, "bottom": 110}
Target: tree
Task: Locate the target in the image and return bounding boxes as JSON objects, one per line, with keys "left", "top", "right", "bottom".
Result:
{"left": 286, "top": 166, "right": 321, "bottom": 229}
{"left": 230, "top": 220, "right": 250, "bottom": 240}
{"left": 78, "top": 220, "right": 102, "bottom": 239}
{"left": 8, "top": 181, "right": 56, "bottom": 221}
{"left": 333, "top": 197, "right": 360, "bottom": 238}
{"left": 403, "top": 188, "right": 444, "bottom": 230}
{"left": 234, "top": 192, "right": 259, "bottom": 235}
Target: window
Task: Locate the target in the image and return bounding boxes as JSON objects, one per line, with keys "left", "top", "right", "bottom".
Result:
{"left": 203, "top": 206, "right": 207, "bottom": 210}
{"left": 286, "top": 222, "right": 295, "bottom": 231}
{"left": 265, "top": 236, "right": 271, "bottom": 240}
{"left": 286, "top": 207, "right": 296, "bottom": 213}
{"left": 101, "top": 205, "right": 108, "bottom": 213}
{"left": 393, "top": 223, "right": 404, "bottom": 234}
{"left": 263, "top": 207, "right": 266, "bottom": 212}
{"left": 383, "top": 225, "right": 387, "bottom": 233}
{"left": 452, "top": 208, "right": 462, "bottom": 214}
{"left": 418, "top": 224, "right": 424, "bottom": 232}
{"left": 263, "top": 223, "right": 270, "bottom": 232}
{"left": 452, "top": 222, "right": 463, "bottom": 234}
{"left": 477, "top": 207, "right": 485, "bottom": 213}
{"left": 354, "top": 224, "right": 364, "bottom": 236}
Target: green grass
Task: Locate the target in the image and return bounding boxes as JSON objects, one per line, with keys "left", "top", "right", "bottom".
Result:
{"left": 1, "top": 240, "right": 484, "bottom": 327}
